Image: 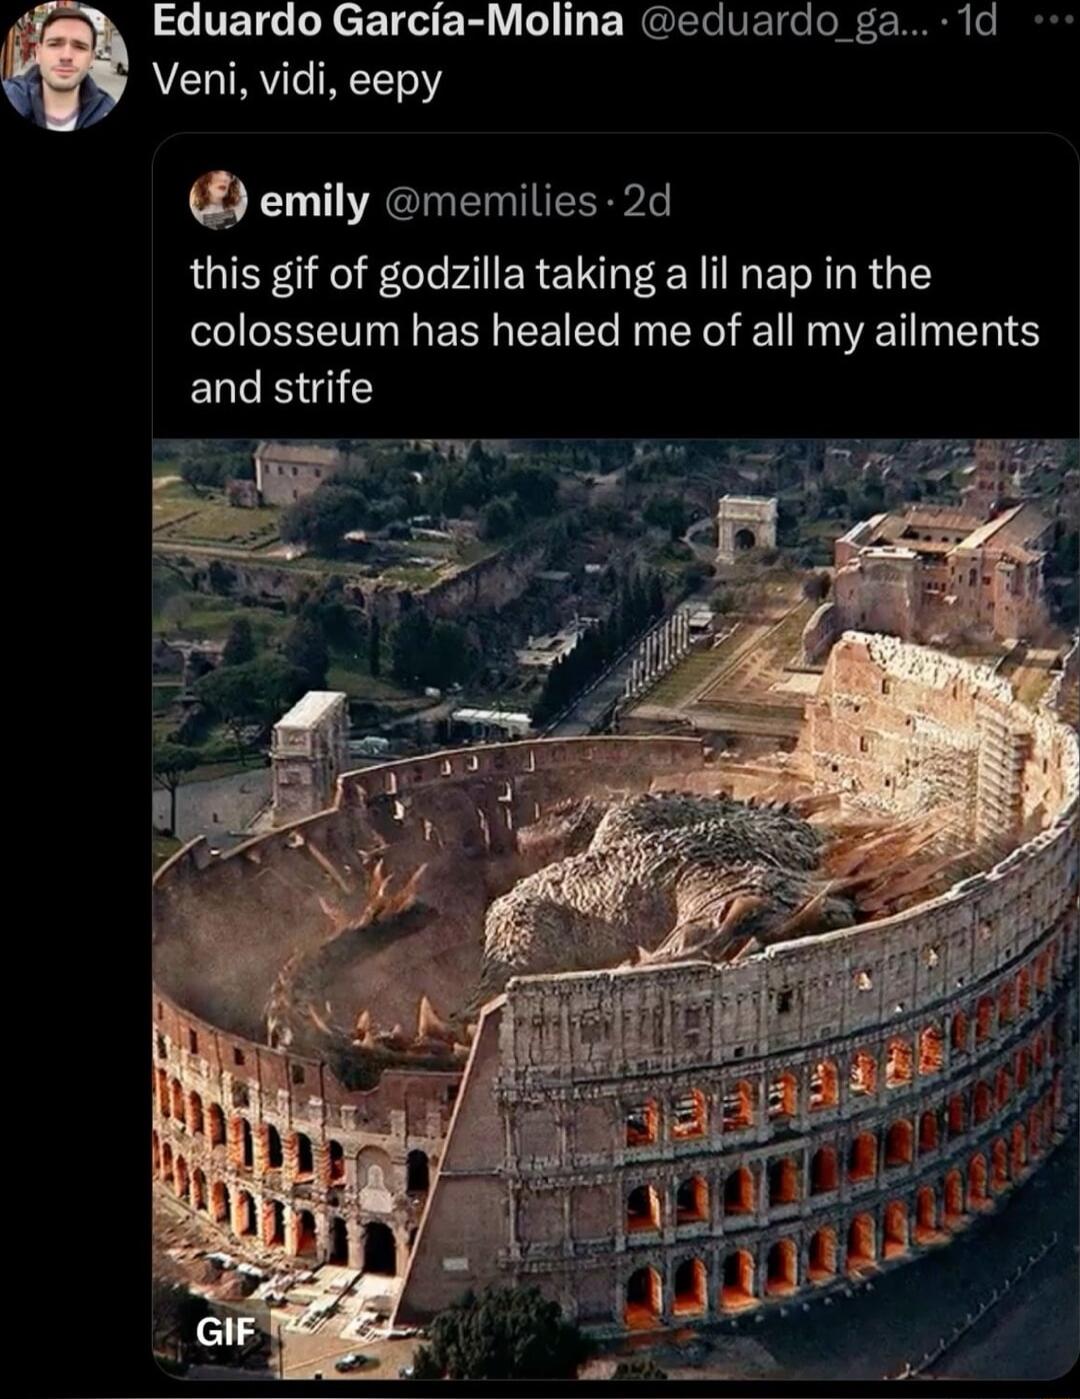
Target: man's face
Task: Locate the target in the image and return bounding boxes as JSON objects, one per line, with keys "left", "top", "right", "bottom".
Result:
{"left": 38, "top": 19, "right": 95, "bottom": 91}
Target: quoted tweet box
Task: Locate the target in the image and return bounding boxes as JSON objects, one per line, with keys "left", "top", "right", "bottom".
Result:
{"left": 152, "top": 132, "right": 1078, "bottom": 436}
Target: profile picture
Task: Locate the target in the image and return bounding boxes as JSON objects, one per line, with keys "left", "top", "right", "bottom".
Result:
{"left": 2, "top": 5, "right": 126, "bottom": 130}
{"left": 190, "top": 170, "right": 249, "bottom": 231}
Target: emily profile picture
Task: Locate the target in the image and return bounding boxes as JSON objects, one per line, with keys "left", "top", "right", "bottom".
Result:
{"left": 190, "top": 170, "right": 249, "bottom": 231}
{"left": 2, "top": 5, "right": 127, "bottom": 130}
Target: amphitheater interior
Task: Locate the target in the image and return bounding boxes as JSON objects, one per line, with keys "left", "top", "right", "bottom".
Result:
{"left": 152, "top": 633, "right": 1079, "bottom": 1332}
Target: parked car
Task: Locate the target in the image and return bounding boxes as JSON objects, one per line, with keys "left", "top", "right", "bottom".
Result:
{"left": 335, "top": 1353, "right": 367, "bottom": 1373}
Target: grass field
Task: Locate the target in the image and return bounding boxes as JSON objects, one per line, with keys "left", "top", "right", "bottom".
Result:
{"left": 325, "top": 659, "right": 415, "bottom": 702}
{"left": 643, "top": 649, "right": 727, "bottom": 707}
{"left": 151, "top": 476, "right": 281, "bottom": 550}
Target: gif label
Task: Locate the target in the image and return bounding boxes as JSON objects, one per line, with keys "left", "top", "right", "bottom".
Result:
{"left": 196, "top": 1315, "right": 257, "bottom": 1346}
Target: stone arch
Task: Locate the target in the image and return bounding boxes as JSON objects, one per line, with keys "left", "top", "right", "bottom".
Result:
{"left": 1015, "top": 1046, "right": 1031, "bottom": 1090}
{"left": 918, "top": 1024, "right": 944, "bottom": 1075}
{"left": 723, "top": 1166, "right": 755, "bottom": 1216}
{"left": 733, "top": 527, "right": 757, "bottom": 551}
{"left": 918, "top": 1109, "right": 939, "bottom": 1154}
{"left": 768, "top": 1156, "right": 799, "bottom": 1207}
{"left": 627, "top": 1184, "right": 662, "bottom": 1233}
{"left": 1016, "top": 965, "right": 1031, "bottom": 1010}
{"left": 995, "top": 1065, "right": 1013, "bottom": 1110}
{"left": 328, "top": 1139, "right": 346, "bottom": 1184}
{"left": 406, "top": 1149, "right": 430, "bottom": 1194}
{"left": 211, "top": 1180, "right": 230, "bottom": 1225}
{"left": 363, "top": 1220, "right": 396, "bottom": 1275}
{"left": 810, "top": 1059, "right": 839, "bottom": 1110}
{"left": 675, "top": 1176, "right": 708, "bottom": 1225}
{"left": 235, "top": 1188, "right": 256, "bottom": 1236}
{"left": 1010, "top": 1122, "right": 1027, "bottom": 1177}
{"left": 231, "top": 1116, "right": 253, "bottom": 1170}
{"left": 848, "top": 1131, "right": 877, "bottom": 1182}
{"left": 265, "top": 1123, "right": 284, "bottom": 1170}
{"left": 192, "top": 1167, "right": 207, "bottom": 1212}
{"left": 625, "top": 1266, "right": 662, "bottom": 1328}
{"left": 768, "top": 1072, "right": 798, "bottom": 1120}
{"left": 330, "top": 1216, "right": 349, "bottom": 1265}
{"left": 975, "top": 996, "right": 995, "bottom": 1044}
{"left": 998, "top": 980, "right": 1015, "bottom": 1026}
{"left": 207, "top": 1102, "right": 225, "bottom": 1147}
{"left": 883, "top": 1200, "right": 909, "bottom": 1259}
{"left": 187, "top": 1091, "right": 204, "bottom": 1135}
{"left": 626, "top": 1099, "right": 658, "bottom": 1147}
{"left": 723, "top": 1080, "right": 755, "bottom": 1131}
{"left": 810, "top": 1145, "right": 839, "bottom": 1194}
{"left": 947, "top": 1092, "right": 967, "bottom": 1138}
{"left": 850, "top": 1049, "right": 877, "bottom": 1096}
{"left": 720, "top": 1250, "right": 757, "bottom": 1310}
{"left": 672, "top": 1088, "right": 707, "bottom": 1139}
{"left": 915, "top": 1185, "right": 938, "bottom": 1243}
{"left": 991, "top": 1138, "right": 1009, "bottom": 1192}
{"left": 973, "top": 1080, "right": 993, "bottom": 1125}
{"left": 950, "top": 1010, "right": 969, "bottom": 1054}
{"left": 846, "top": 1213, "right": 876, "bottom": 1274}
{"left": 174, "top": 1155, "right": 189, "bottom": 1201}
{"left": 943, "top": 1169, "right": 964, "bottom": 1225}
{"left": 672, "top": 1257, "right": 707, "bottom": 1315}
{"left": 765, "top": 1238, "right": 798, "bottom": 1295}
{"left": 886, "top": 1037, "right": 913, "bottom": 1088}
{"left": 171, "top": 1078, "right": 185, "bottom": 1121}
{"left": 295, "top": 1208, "right": 318, "bottom": 1257}
{"left": 161, "top": 1141, "right": 173, "bottom": 1184}
{"left": 156, "top": 1068, "right": 169, "bottom": 1116}
{"left": 264, "top": 1198, "right": 285, "bottom": 1246}
{"left": 292, "top": 1131, "right": 314, "bottom": 1179}
{"left": 807, "top": 1227, "right": 838, "bottom": 1282}
{"left": 152, "top": 1130, "right": 161, "bottom": 1175}
{"left": 885, "top": 1119, "right": 914, "bottom": 1167}
{"left": 968, "top": 1152, "right": 989, "bottom": 1207}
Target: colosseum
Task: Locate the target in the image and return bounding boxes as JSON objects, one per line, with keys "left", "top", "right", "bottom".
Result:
{"left": 152, "top": 632, "right": 1078, "bottom": 1335}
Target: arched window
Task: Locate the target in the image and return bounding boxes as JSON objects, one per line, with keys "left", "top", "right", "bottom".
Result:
{"left": 626, "top": 1184, "right": 661, "bottom": 1233}
{"left": 995, "top": 1066, "right": 1013, "bottom": 1110}
{"left": 943, "top": 1169, "right": 964, "bottom": 1225}
{"left": 885, "top": 1119, "right": 914, "bottom": 1167}
{"left": 918, "top": 1024, "right": 944, "bottom": 1075}
{"left": 722, "top": 1081, "right": 754, "bottom": 1131}
{"left": 672, "top": 1089, "right": 707, "bottom": 1139}
{"left": 947, "top": 1093, "right": 967, "bottom": 1138}
{"left": 720, "top": 1250, "right": 756, "bottom": 1310}
{"left": 848, "top": 1131, "right": 877, "bottom": 1182}
{"left": 292, "top": 1131, "right": 314, "bottom": 1178}
{"left": 765, "top": 1238, "right": 798, "bottom": 1295}
{"left": 918, "top": 1110, "right": 939, "bottom": 1154}
{"left": 207, "top": 1102, "right": 225, "bottom": 1147}
{"left": 810, "top": 1146, "right": 839, "bottom": 1194}
{"left": 1010, "top": 1122, "right": 1027, "bottom": 1177}
{"left": 968, "top": 1152, "right": 989, "bottom": 1206}
{"left": 809, "top": 1060, "right": 838, "bottom": 1110}
{"left": 975, "top": 996, "right": 995, "bottom": 1044}
{"left": 807, "top": 1227, "right": 837, "bottom": 1282}
{"left": 723, "top": 1166, "right": 754, "bottom": 1216}
{"left": 675, "top": 1176, "right": 708, "bottom": 1225}
{"left": 882, "top": 1200, "right": 908, "bottom": 1259}
{"left": 265, "top": 1124, "right": 283, "bottom": 1170}
{"left": 625, "top": 1100, "right": 658, "bottom": 1147}
{"left": 991, "top": 1138, "right": 1009, "bottom": 1192}
{"left": 407, "top": 1150, "right": 430, "bottom": 1194}
{"left": 328, "top": 1139, "right": 345, "bottom": 1184}
{"left": 672, "top": 1258, "right": 707, "bottom": 1315}
{"left": 1016, "top": 966, "right": 1031, "bottom": 1010}
{"left": 171, "top": 1078, "right": 185, "bottom": 1121}
{"left": 998, "top": 981, "right": 1015, "bottom": 1026}
{"left": 187, "top": 1092, "right": 204, "bottom": 1135}
{"left": 846, "top": 1214, "right": 876, "bottom": 1274}
{"left": 914, "top": 1185, "right": 937, "bottom": 1243}
{"left": 625, "top": 1267, "right": 662, "bottom": 1327}
{"left": 850, "top": 1050, "right": 877, "bottom": 1097}
{"left": 768, "top": 1157, "right": 799, "bottom": 1207}
{"left": 886, "top": 1038, "right": 913, "bottom": 1088}
{"left": 950, "top": 1010, "right": 969, "bottom": 1054}
{"left": 973, "top": 1081, "right": 993, "bottom": 1125}
{"left": 768, "top": 1073, "right": 798, "bottom": 1120}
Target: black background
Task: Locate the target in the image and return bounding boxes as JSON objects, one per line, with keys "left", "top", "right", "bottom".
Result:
{"left": 4, "top": 2, "right": 1077, "bottom": 1396}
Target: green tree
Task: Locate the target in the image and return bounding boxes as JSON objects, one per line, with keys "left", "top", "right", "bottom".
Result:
{"left": 222, "top": 616, "right": 255, "bottom": 666}
{"left": 283, "top": 619, "right": 329, "bottom": 689}
{"left": 153, "top": 742, "right": 199, "bottom": 835}
{"left": 481, "top": 496, "right": 518, "bottom": 540}
{"left": 410, "top": 1286, "right": 590, "bottom": 1380}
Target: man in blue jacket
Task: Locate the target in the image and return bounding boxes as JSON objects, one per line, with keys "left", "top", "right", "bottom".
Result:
{"left": 3, "top": 7, "right": 116, "bottom": 130}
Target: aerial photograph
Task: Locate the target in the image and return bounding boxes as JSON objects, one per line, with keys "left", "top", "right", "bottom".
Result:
{"left": 151, "top": 437, "right": 1078, "bottom": 1381}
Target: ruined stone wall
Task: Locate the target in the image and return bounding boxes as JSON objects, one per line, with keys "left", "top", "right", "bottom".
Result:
{"left": 800, "top": 600, "right": 842, "bottom": 665}
{"left": 393, "top": 647, "right": 1078, "bottom": 1330}
{"left": 833, "top": 554, "right": 921, "bottom": 640}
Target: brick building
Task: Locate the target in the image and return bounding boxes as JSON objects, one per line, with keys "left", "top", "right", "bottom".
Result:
{"left": 831, "top": 498, "right": 1053, "bottom": 645}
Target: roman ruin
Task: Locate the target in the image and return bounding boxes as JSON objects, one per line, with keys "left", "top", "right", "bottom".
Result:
{"left": 152, "top": 633, "right": 1078, "bottom": 1333}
